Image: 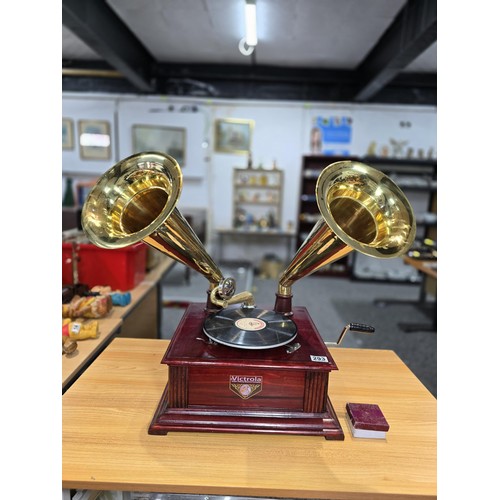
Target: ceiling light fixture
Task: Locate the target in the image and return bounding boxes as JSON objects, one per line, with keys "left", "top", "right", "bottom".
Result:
{"left": 238, "top": 37, "right": 254, "bottom": 56}
{"left": 239, "top": 0, "right": 257, "bottom": 56}
{"left": 245, "top": 0, "right": 257, "bottom": 47}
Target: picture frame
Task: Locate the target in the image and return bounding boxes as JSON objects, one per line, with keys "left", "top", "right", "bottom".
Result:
{"left": 62, "top": 118, "right": 74, "bottom": 150}
{"left": 214, "top": 118, "right": 254, "bottom": 154}
{"left": 78, "top": 120, "right": 112, "bottom": 160}
{"left": 132, "top": 124, "right": 186, "bottom": 167}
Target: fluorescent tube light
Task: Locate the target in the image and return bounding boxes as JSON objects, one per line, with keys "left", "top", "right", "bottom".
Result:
{"left": 245, "top": 0, "right": 257, "bottom": 46}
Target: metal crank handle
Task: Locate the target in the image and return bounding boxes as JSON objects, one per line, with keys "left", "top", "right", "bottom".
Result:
{"left": 335, "top": 322, "right": 375, "bottom": 345}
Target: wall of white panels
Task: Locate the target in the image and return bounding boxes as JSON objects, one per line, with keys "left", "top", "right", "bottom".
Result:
{"left": 62, "top": 92, "right": 436, "bottom": 262}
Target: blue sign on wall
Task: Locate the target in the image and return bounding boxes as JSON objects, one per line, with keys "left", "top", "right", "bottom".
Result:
{"left": 316, "top": 116, "right": 352, "bottom": 144}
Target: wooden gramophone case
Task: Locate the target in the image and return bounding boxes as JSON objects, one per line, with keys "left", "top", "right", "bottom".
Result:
{"left": 149, "top": 303, "right": 344, "bottom": 439}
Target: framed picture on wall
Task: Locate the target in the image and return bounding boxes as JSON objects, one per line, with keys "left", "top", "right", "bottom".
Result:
{"left": 214, "top": 118, "right": 254, "bottom": 154}
{"left": 132, "top": 124, "right": 186, "bottom": 167}
{"left": 78, "top": 120, "right": 112, "bottom": 160}
{"left": 62, "top": 118, "right": 74, "bottom": 150}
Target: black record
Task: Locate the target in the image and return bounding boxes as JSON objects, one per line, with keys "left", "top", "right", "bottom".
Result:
{"left": 203, "top": 306, "right": 297, "bottom": 349}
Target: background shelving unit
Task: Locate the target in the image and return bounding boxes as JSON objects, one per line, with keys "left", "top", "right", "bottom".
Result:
{"left": 232, "top": 167, "right": 283, "bottom": 230}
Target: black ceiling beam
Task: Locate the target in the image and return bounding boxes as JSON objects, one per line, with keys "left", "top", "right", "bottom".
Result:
{"left": 153, "top": 63, "right": 435, "bottom": 104}
{"left": 62, "top": 0, "right": 155, "bottom": 92}
{"left": 155, "top": 63, "right": 356, "bottom": 85}
{"left": 62, "top": 60, "right": 436, "bottom": 105}
{"left": 352, "top": 0, "right": 437, "bottom": 102}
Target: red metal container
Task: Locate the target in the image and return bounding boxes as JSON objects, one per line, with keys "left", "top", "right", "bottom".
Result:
{"left": 62, "top": 242, "right": 147, "bottom": 291}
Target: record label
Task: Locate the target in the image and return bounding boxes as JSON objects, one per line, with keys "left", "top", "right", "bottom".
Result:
{"left": 234, "top": 317, "right": 266, "bottom": 331}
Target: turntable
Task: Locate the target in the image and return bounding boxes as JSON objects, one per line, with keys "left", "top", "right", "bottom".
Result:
{"left": 81, "top": 152, "right": 415, "bottom": 439}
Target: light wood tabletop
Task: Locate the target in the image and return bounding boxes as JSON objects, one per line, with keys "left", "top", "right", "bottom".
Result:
{"left": 62, "top": 257, "right": 174, "bottom": 391}
{"left": 62, "top": 337, "right": 436, "bottom": 499}
{"left": 62, "top": 317, "right": 122, "bottom": 391}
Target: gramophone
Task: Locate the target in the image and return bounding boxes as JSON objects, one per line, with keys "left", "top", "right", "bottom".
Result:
{"left": 81, "top": 152, "right": 415, "bottom": 439}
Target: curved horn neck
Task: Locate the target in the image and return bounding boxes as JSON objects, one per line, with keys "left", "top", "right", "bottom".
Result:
{"left": 141, "top": 207, "right": 224, "bottom": 286}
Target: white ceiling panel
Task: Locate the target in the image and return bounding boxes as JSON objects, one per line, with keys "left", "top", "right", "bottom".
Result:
{"left": 63, "top": 0, "right": 435, "bottom": 70}
{"left": 62, "top": 0, "right": 437, "bottom": 102}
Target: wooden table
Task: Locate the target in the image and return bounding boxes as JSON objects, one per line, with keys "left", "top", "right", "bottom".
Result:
{"left": 62, "top": 257, "right": 174, "bottom": 393}
{"left": 107, "top": 256, "right": 174, "bottom": 338}
{"left": 62, "top": 317, "right": 122, "bottom": 393}
{"left": 400, "top": 257, "right": 437, "bottom": 332}
{"left": 62, "top": 337, "right": 436, "bottom": 499}
{"left": 403, "top": 256, "right": 437, "bottom": 280}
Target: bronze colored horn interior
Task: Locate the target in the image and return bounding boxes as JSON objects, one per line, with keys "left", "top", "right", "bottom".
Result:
{"left": 328, "top": 196, "right": 378, "bottom": 245}
{"left": 121, "top": 188, "right": 170, "bottom": 235}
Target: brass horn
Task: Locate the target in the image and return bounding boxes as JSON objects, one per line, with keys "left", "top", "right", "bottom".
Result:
{"left": 274, "top": 161, "right": 416, "bottom": 315}
{"left": 81, "top": 152, "right": 254, "bottom": 310}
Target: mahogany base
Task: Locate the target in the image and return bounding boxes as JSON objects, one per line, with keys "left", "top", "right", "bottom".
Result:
{"left": 149, "top": 385, "right": 343, "bottom": 439}
{"left": 149, "top": 303, "right": 344, "bottom": 440}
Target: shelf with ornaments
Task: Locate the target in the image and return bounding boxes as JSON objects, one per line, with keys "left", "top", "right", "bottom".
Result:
{"left": 232, "top": 161, "right": 283, "bottom": 232}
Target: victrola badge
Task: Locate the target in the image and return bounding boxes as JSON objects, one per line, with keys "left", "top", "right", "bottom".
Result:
{"left": 81, "top": 152, "right": 416, "bottom": 439}
{"left": 230, "top": 375, "right": 263, "bottom": 399}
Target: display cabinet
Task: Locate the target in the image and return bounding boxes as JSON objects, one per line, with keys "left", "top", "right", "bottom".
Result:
{"left": 232, "top": 167, "right": 283, "bottom": 230}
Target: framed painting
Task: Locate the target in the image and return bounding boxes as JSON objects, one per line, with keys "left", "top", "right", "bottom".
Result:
{"left": 62, "top": 118, "right": 74, "bottom": 150}
{"left": 214, "top": 118, "right": 254, "bottom": 154}
{"left": 132, "top": 124, "right": 186, "bottom": 167}
{"left": 78, "top": 120, "right": 112, "bottom": 160}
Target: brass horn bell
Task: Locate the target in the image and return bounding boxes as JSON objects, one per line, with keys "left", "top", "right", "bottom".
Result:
{"left": 81, "top": 152, "right": 253, "bottom": 311}
{"left": 274, "top": 161, "right": 417, "bottom": 315}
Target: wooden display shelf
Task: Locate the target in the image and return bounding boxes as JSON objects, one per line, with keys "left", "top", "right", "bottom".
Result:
{"left": 62, "top": 256, "right": 175, "bottom": 392}
{"left": 62, "top": 317, "right": 122, "bottom": 392}
{"left": 233, "top": 167, "right": 283, "bottom": 231}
